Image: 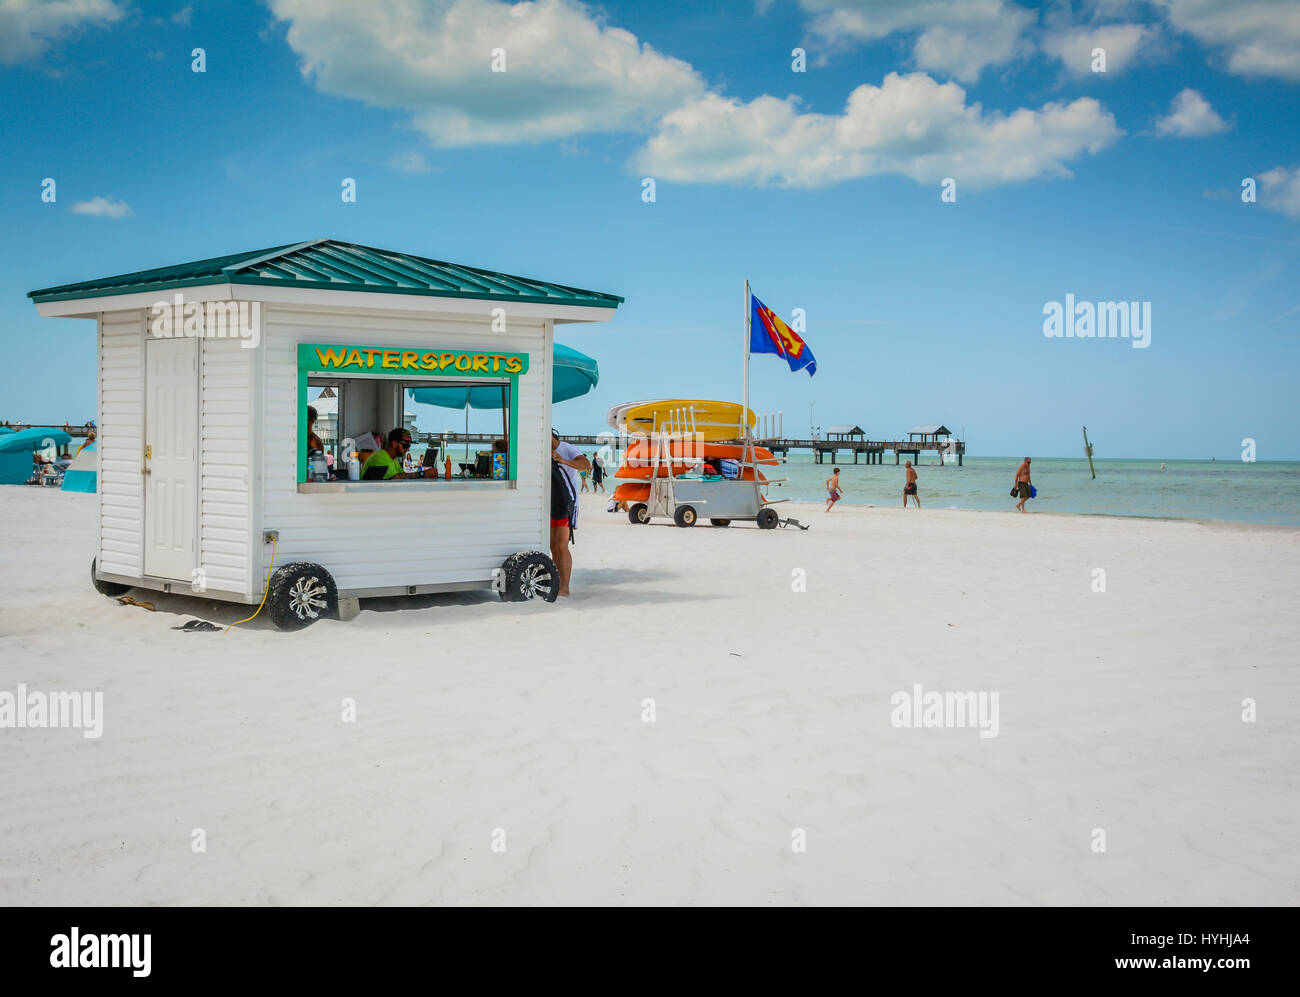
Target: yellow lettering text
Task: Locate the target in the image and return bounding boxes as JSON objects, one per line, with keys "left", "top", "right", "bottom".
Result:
{"left": 315, "top": 347, "right": 347, "bottom": 368}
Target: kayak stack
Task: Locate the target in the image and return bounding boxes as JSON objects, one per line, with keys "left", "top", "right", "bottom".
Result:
{"left": 607, "top": 399, "right": 779, "bottom": 506}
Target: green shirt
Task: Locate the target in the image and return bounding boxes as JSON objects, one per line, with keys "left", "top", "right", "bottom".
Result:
{"left": 361, "top": 448, "right": 400, "bottom": 480}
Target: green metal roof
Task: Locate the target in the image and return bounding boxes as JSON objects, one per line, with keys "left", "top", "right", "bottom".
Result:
{"left": 28, "top": 238, "right": 623, "bottom": 308}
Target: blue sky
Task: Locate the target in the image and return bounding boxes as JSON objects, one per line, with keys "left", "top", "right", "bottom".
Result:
{"left": 2, "top": 0, "right": 1297, "bottom": 458}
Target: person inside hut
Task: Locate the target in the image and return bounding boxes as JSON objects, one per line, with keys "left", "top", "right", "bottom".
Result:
{"left": 361, "top": 428, "right": 426, "bottom": 480}
{"left": 306, "top": 405, "right": 324, "bottom": 453}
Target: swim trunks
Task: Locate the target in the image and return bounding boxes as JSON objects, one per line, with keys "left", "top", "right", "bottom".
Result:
{"left": 1018, "top": 482, "right": 1030, "bottom": 498}
{"left": 905, "top": 482, "right": 917, "bottom": 495}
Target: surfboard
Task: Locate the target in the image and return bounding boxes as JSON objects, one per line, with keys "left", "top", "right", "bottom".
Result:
{"left": 606, "top": 400, "right": 668, "bottom": 431}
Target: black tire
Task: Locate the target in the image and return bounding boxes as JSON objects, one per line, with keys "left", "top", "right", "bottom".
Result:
{"left": 267, "top": 562, "right": 338, "bottom": 631}
{"left": 499, "top": 550, "right": 560, "bottom": 603}
{"left": 90, "top": 557, "right": 131, "bottom": 597}
{"left": 709, "top": 518, "right": 731, "bottom": 527}
{"left": 673, "top": 505, "right": 697, "bottom": 528}
{"left": 628, "top": 503, "right": 649, "bottom": 525}
{"left": 756, "top": 508, "right": 780, "bottom": 530}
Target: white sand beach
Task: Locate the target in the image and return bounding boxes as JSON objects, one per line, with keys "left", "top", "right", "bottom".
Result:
{"left": 1, "top": 487, "right": 1297, "bottom": 906}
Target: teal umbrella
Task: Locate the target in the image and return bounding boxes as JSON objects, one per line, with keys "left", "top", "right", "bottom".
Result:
{"left": 408, "top": 342, "right": 598, "bottom": 409}
{"left": 0, "top": 427, "right": 71, "bottom": 486}
{"left": 0, "top": 427, "right": 72, "bottom": 453}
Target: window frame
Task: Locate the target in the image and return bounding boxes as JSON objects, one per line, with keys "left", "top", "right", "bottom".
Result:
{"left": 296, "top": 344, "right": 527, "bottom": 485}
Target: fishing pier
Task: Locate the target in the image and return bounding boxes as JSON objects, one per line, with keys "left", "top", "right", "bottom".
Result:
{"left": 423, "top": 422, "right": 964, "bottom": 465}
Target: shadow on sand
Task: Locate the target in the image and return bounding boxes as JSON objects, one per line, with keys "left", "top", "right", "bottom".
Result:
{"left": 103, "top": 560, "right": 706, "bottom": 631}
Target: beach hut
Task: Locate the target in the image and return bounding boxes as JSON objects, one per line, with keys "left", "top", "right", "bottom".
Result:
{"left": 29, "top": 239, "right": 622, "bottom": 629}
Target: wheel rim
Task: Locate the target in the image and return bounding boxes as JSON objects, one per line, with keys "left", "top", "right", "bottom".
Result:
{"left": 288, "top": 576, "right": 328, "bottom": 620}
{"left": 636, "top": 508, "right": 648, "bottom": 522}
{"left": 518, "top": 562, "right": 554, "bottom": 599}
{"left": 684, "top": 510, "right": 694, "bottom": 524}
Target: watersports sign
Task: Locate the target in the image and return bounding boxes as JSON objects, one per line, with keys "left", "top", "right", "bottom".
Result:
{"left": 299, "top": 344, "right": 528, "bottom": 376}
{"left": 295, "top": 343, "right": 524, "bottom": 485}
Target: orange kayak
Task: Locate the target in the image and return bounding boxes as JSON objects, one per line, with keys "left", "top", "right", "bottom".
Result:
{"left": 613, "top": 482, "right": 650, "bottom": 503}
{"left": 621, "top": 440, "right": 778, "bottom": 466}
{"left": 615, "top": 464, "right": 768, "bottom": 481}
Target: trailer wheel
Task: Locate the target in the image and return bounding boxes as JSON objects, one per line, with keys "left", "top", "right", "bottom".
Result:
{"left": 709, "top": 518, "right": 731, "bottom": 527}
{"left": 628, "top": 503, "right": 649, "bottom": 525}
{"left": 673, "top": 505, "right": 697, "bottom": 528}
{"left": 90, "top": 558, "right": 131, "bottom": 597}
{"left": 499, "top": 550, "right": 560, "bottom": 603}
{"left": 267, "top": 562, "right": 338, "bottom": 631}
{"left": 756, "top": 508, "right": 780, "bottom": 530}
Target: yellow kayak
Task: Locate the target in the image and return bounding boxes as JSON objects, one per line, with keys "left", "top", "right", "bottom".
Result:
{"left": 617, "top": 399, "right": 756, "bottom": 442}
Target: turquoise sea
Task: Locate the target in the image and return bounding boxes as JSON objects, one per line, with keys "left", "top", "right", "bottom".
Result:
{"left": 587, "top": 450, "right": 1300, "bottom": 526}
{"left": 753, "top": 455, "right": 1300, "bottom": 526}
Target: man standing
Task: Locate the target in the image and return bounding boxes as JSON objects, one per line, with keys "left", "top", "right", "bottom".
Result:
{"left": 591, "top": 454, "right": 606, "bottom": 493}
{"left": 825, "top": 467, "right": 843, "bottom": 512}
{"left": 551, "top": 430, "right": 591, "bottom": 597}
{"left": 1013, "top": 457, "right": 1032, "bottom": 512}
{"left": 904, "top": 460, "right": 921, "bottom": 508}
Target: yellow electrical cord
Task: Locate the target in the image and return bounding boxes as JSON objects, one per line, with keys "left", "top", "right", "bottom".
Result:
{"left": 226, "top": 537, "right": 277, "bottom": 632}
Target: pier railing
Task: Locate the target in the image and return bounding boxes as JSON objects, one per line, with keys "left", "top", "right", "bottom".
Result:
{"left": 416, "top": 432, "right": 963, "bottom": 465}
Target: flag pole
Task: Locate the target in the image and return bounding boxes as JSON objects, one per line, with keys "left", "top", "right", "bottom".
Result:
{"left": 743, "top": 279, "right": 751, "bottom": 445}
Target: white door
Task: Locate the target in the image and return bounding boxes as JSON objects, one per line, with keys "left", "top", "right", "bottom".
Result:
{"left": 144, "top": 336, "right": 198, "bottom": 580}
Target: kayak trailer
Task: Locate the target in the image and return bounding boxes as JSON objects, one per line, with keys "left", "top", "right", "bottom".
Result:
{"left": 610, "top": 400, "right": 789, "bottom": 529}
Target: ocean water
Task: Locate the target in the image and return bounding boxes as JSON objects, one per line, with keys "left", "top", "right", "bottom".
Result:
{"left": 594, "top": 453, "right": 1300, "bottom": 526}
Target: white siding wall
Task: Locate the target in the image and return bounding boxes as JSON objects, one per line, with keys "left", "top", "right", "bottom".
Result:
{"left": 199, "top": 337, "right": 255, "bottom": 597}
{"left": 97, "top": 310, "right": 144, "bottom": 578}
{"left": 258, "top": 304, "right": 551, "bottom": 593}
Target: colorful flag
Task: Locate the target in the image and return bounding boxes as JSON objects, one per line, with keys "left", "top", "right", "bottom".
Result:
{"left": 750, "top": 293, "right": 817, "bottom": 376}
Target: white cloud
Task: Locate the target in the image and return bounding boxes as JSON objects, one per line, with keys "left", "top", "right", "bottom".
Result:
{"left": 1154, "top": 88, "right": 1230, "bottom": 137}
{"left": 70, "top": 196, "right": 133, "bottom": 218}
{"left": 0, "top": 0, "right": 123, "bottom": 65}
{"left": 1039, "top": 22, "right": 1157, "bottom": 75}
{"left": 172, "top": 6, "right": 193, "bottom": 26}
{"left": 268, "top": 0, "right": 706, "bottom": 146}
{"left": 1159, "top": 0, "right": 1300, "bottom": 80}
{"left": 1258, "top": 165, "right": 1300, "bottom": 220}
{"left": 803, "top": 0, "right": 1034, "bottom": 81}
{"left": 635, "top": 71, "right": 1121, "bottom": 189}
{"left": 389, "top": 150, "right": 431, "bottom": 173}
